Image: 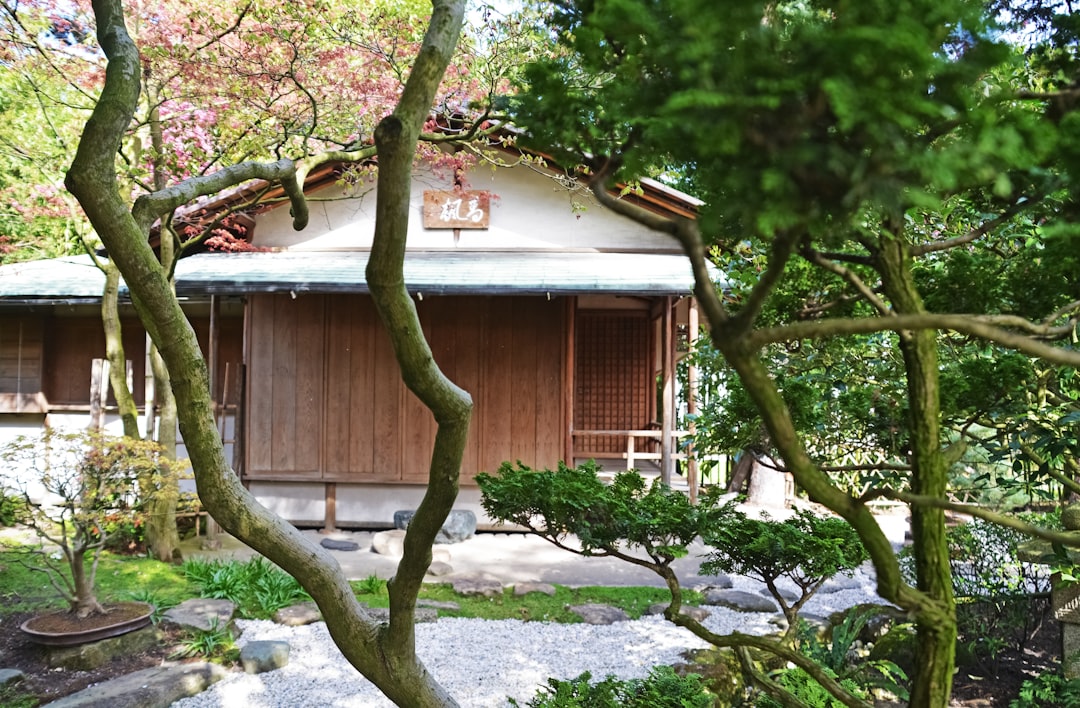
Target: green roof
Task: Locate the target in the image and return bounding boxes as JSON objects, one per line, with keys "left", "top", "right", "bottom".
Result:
{"left": 0, "top": 250, "right": 722, "bottom": 303}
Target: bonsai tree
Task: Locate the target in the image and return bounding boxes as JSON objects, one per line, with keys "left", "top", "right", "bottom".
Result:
{"left": 478, "top": 460, "right": 874, "bottom": 707}
{"left": 0, "top": 429, "right": 178, "bottom": 618}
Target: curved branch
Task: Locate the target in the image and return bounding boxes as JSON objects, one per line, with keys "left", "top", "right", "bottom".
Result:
{"left": 911, "top": 197, "right": 1039, "bottom": 257}
{"left": 746, "top": 313, "right": 1080, "bottom": 367}
{"left": 800, "top": 246, "right": 890, "bottom": 316}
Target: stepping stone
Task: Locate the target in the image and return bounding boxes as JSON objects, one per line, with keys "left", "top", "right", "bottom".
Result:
{"left": 820, "top": 574, "right": 864, "bottom": 593}
{"left": 449, "top": 572, "right": 504, "bottom": 597}
{"left": 44, "top": 662, "right": 227, "bottom": 707}
{"left": 698, "top": 575, "right": 734, "bottom": 590}
{"left": 568, "top": 604, "right": 629, "bottom": 625}
{"left": 162, "top": 598, "right": 237, "bottom": 634}
{"left": 321, "top": 537, "right": 360, "bottom": 552}
{"left": 702, "top": 589, "right": 779, "bottom": 613}
{"left": 645, "top": 603, "right": 711, "bottom": 622}
{"left": 241, "top": 640, "right": 290, "bottom": 674}
{"left": 513, "top": 582, "right": 557, "bottom": 596}
{"left": 273, "top": 602, "right": 322, "bottom": 626}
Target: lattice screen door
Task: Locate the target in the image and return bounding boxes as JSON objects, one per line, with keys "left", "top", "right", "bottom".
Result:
{"left": 573, "top": 311, "right": 651, "bottom": 454}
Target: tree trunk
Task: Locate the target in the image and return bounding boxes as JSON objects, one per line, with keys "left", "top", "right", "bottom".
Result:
{"left": 876, "top": 234, "right": 956, "bottom": 706}
{"left": 101, "top": 263, "right": 140, "bottom": 439}
{"left": 145, "top": 343, "right": 181, "bottom": 561}
{"left": 65, "top": 0, "right": 466, "bottom": 704}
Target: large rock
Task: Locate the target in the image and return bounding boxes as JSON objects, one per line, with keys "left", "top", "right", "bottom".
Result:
{"left": 162, "top": 598, "right": 237, "bottom": 634}
{"left": 372, "top": 529, "right": 406, "bottom": 557}
{"left": 241, "top": 640, "right": 291, "bottom": 674}
{"left": 394, "top": 509, "right": 477, "bottom": 544}
{"left": 568, "top": 604, "right": 629, "bottom": 625}
{"left": 702, "top": 589, "right": 779, "bottom": 613}
{"left": 449, "top": 572, "right": 504, "bottom": 597}
{"left": 46, "top": 625, "right": 159, "bottom": 671}
{"left": 44, "top": 662, "right": 227, "bottom": 708}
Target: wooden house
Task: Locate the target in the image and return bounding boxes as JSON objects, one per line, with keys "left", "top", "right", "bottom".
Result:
{"left": 0, "top": 160, "right": 716, "bottom": 528}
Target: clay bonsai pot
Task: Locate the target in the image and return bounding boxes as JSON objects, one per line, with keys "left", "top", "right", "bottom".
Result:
{"left": 20, "top": 601, "right": 154, "bottom": 646}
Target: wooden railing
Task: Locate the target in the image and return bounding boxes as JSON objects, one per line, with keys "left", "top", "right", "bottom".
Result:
{"left": 571, "top": 429, "right": 693, "bottom": 470}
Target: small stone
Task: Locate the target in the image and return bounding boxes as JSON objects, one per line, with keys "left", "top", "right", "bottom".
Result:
{"left": 702, "top": 589, "right": 779, "bottom": 613}
{"left": 568, "top": 604, "right": 629, "bottom": 625}
{"left": 514, "top": 582, "right": 557, "bottom": 597}
{"left": 273, "top": 602, "right": 322, "bottom": 626}
{"left": 645, "top": 603, "right": 711, "bottom": 622}
{"left": 0, "top": 668, "right": 25, "bottom": 687}
{"left": 417, "top": 600, "right": 461, "bottom": 611}
{"left": 320, "top": 537, "right": 360, "bottom": 552}
{"left": 426, "top": 561, "right": 454, "bottom": 577}
{"left": 449, "top": 572, "right": 504, "bottom": 597}
{"left": 372, "top": 529, "right": 406, "bottom": 558}
{"left": 241, "top": 640, "right": 290, "bottom": 674}
{"left": 162, "top": 598, "right": 237, "bottom": 634}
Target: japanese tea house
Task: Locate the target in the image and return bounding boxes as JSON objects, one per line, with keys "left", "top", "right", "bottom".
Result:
{"left": 0, "top": 160, "right": 716, "bottom": 528}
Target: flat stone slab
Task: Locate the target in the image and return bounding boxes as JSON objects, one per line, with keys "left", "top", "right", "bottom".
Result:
{"left": 513, "top": 582, "right": 557, "bottom": 597}
{"left": 703, "top": 589, "right": 779, "bottom": 613}
{"left": 568, "top": 603, "right": 630, "bottom": 625}
{"left": 320, "top": 538, "right": 360, "bottom": 552}
{"left": 45, "top": 662, "right": 227, "bottom": 708}
{"left": 449, "top": 572, "right": 504, "bottom": 597}
{"left": 162, "top": 598, "right": 237, "bottom": 633}
{"left": 273, "top": 602, "right": 322, "bottom": 626}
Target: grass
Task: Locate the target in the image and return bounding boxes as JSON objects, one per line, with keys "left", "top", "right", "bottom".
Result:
{"left": 0, "top": 545, "right": 702, "bottom": 623}
{"left": 0, "top": 544, "right": 194, "bottom": 614}
{"left": 352, "top": 577, "right": 704, "bottom": 623}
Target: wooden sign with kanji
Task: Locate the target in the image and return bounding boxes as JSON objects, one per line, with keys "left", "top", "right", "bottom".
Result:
{"left": 422, "top": 190, "right": 490, "bottom": 229}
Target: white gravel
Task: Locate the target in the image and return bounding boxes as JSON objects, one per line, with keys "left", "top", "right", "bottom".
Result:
{"left": 171, "top": 575, "right": 889, "bottom": 708}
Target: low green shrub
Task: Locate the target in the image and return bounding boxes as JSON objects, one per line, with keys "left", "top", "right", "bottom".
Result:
{"left": 511, "top": 666, "right": 714, "bottom": 708}
{"left": 1009, "top": 672, "right": 1080, "bottom": 708}
{"left": 182, "top": 556, "right": 311, "bottom": 618}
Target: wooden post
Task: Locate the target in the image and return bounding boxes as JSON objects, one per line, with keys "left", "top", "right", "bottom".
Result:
{"left": 660, "top": 297, "right": 674, "bottom": 486}
{"left": 323, "top": 482, "right": 338, "bottom": 534}
{"left": 144, "top": 334, "right": 156, "bottom": 439}
{"left": 687, "top": 300, "right": 700, "bottom": 504}
{"left": 208, "top": 294, "right": 220, "bottom": 405}
{"left": 89, "top": 358, "right": 109, "bottom": 431}
{"left": 564, "top": 297, "right": 576, "bottom": 465}
{"left": 626, "top": 434, "right": 635, "bottom": 471}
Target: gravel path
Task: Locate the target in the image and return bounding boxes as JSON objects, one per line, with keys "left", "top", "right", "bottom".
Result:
{"left": 172, "top": 575, "right": 888, "bottom": 708}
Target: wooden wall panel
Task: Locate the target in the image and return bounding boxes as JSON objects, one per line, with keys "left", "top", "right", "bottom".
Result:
{"left": 370, "top": 306, "right": 402, "bottom": 480}
{"left": 479, "top": 298, "right": 514, "bottom": 475}
{"left": 270, "top": 296, "right": 298, "bottom": 471}
{"left": 533, "top": 302, "right": 564, "bottom": 468}
{"left": 293, "top": 297, "right": 324, "bottom": 472}
{"left": 510, "top": 300, "right": 539, "bottom": 465}
{"left": 451, "top": 299, "right": 483, "bottom": 477}
{"left": 41, "top": 316, "right": 147, "bottom": 406}
{"left": 246, "top": 297, "right": 275, "bottom": 474}
{"left": 0, "top": 316, "right": 45, "bottom": 412}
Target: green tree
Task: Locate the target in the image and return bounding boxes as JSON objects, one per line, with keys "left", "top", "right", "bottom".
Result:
{"left": 509, "top": 1, "right": 1080, "bottom": 705}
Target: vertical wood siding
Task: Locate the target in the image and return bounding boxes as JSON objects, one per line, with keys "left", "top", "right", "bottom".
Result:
{"left": 245, "top": 294, "right": 566, "bottom": 484}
